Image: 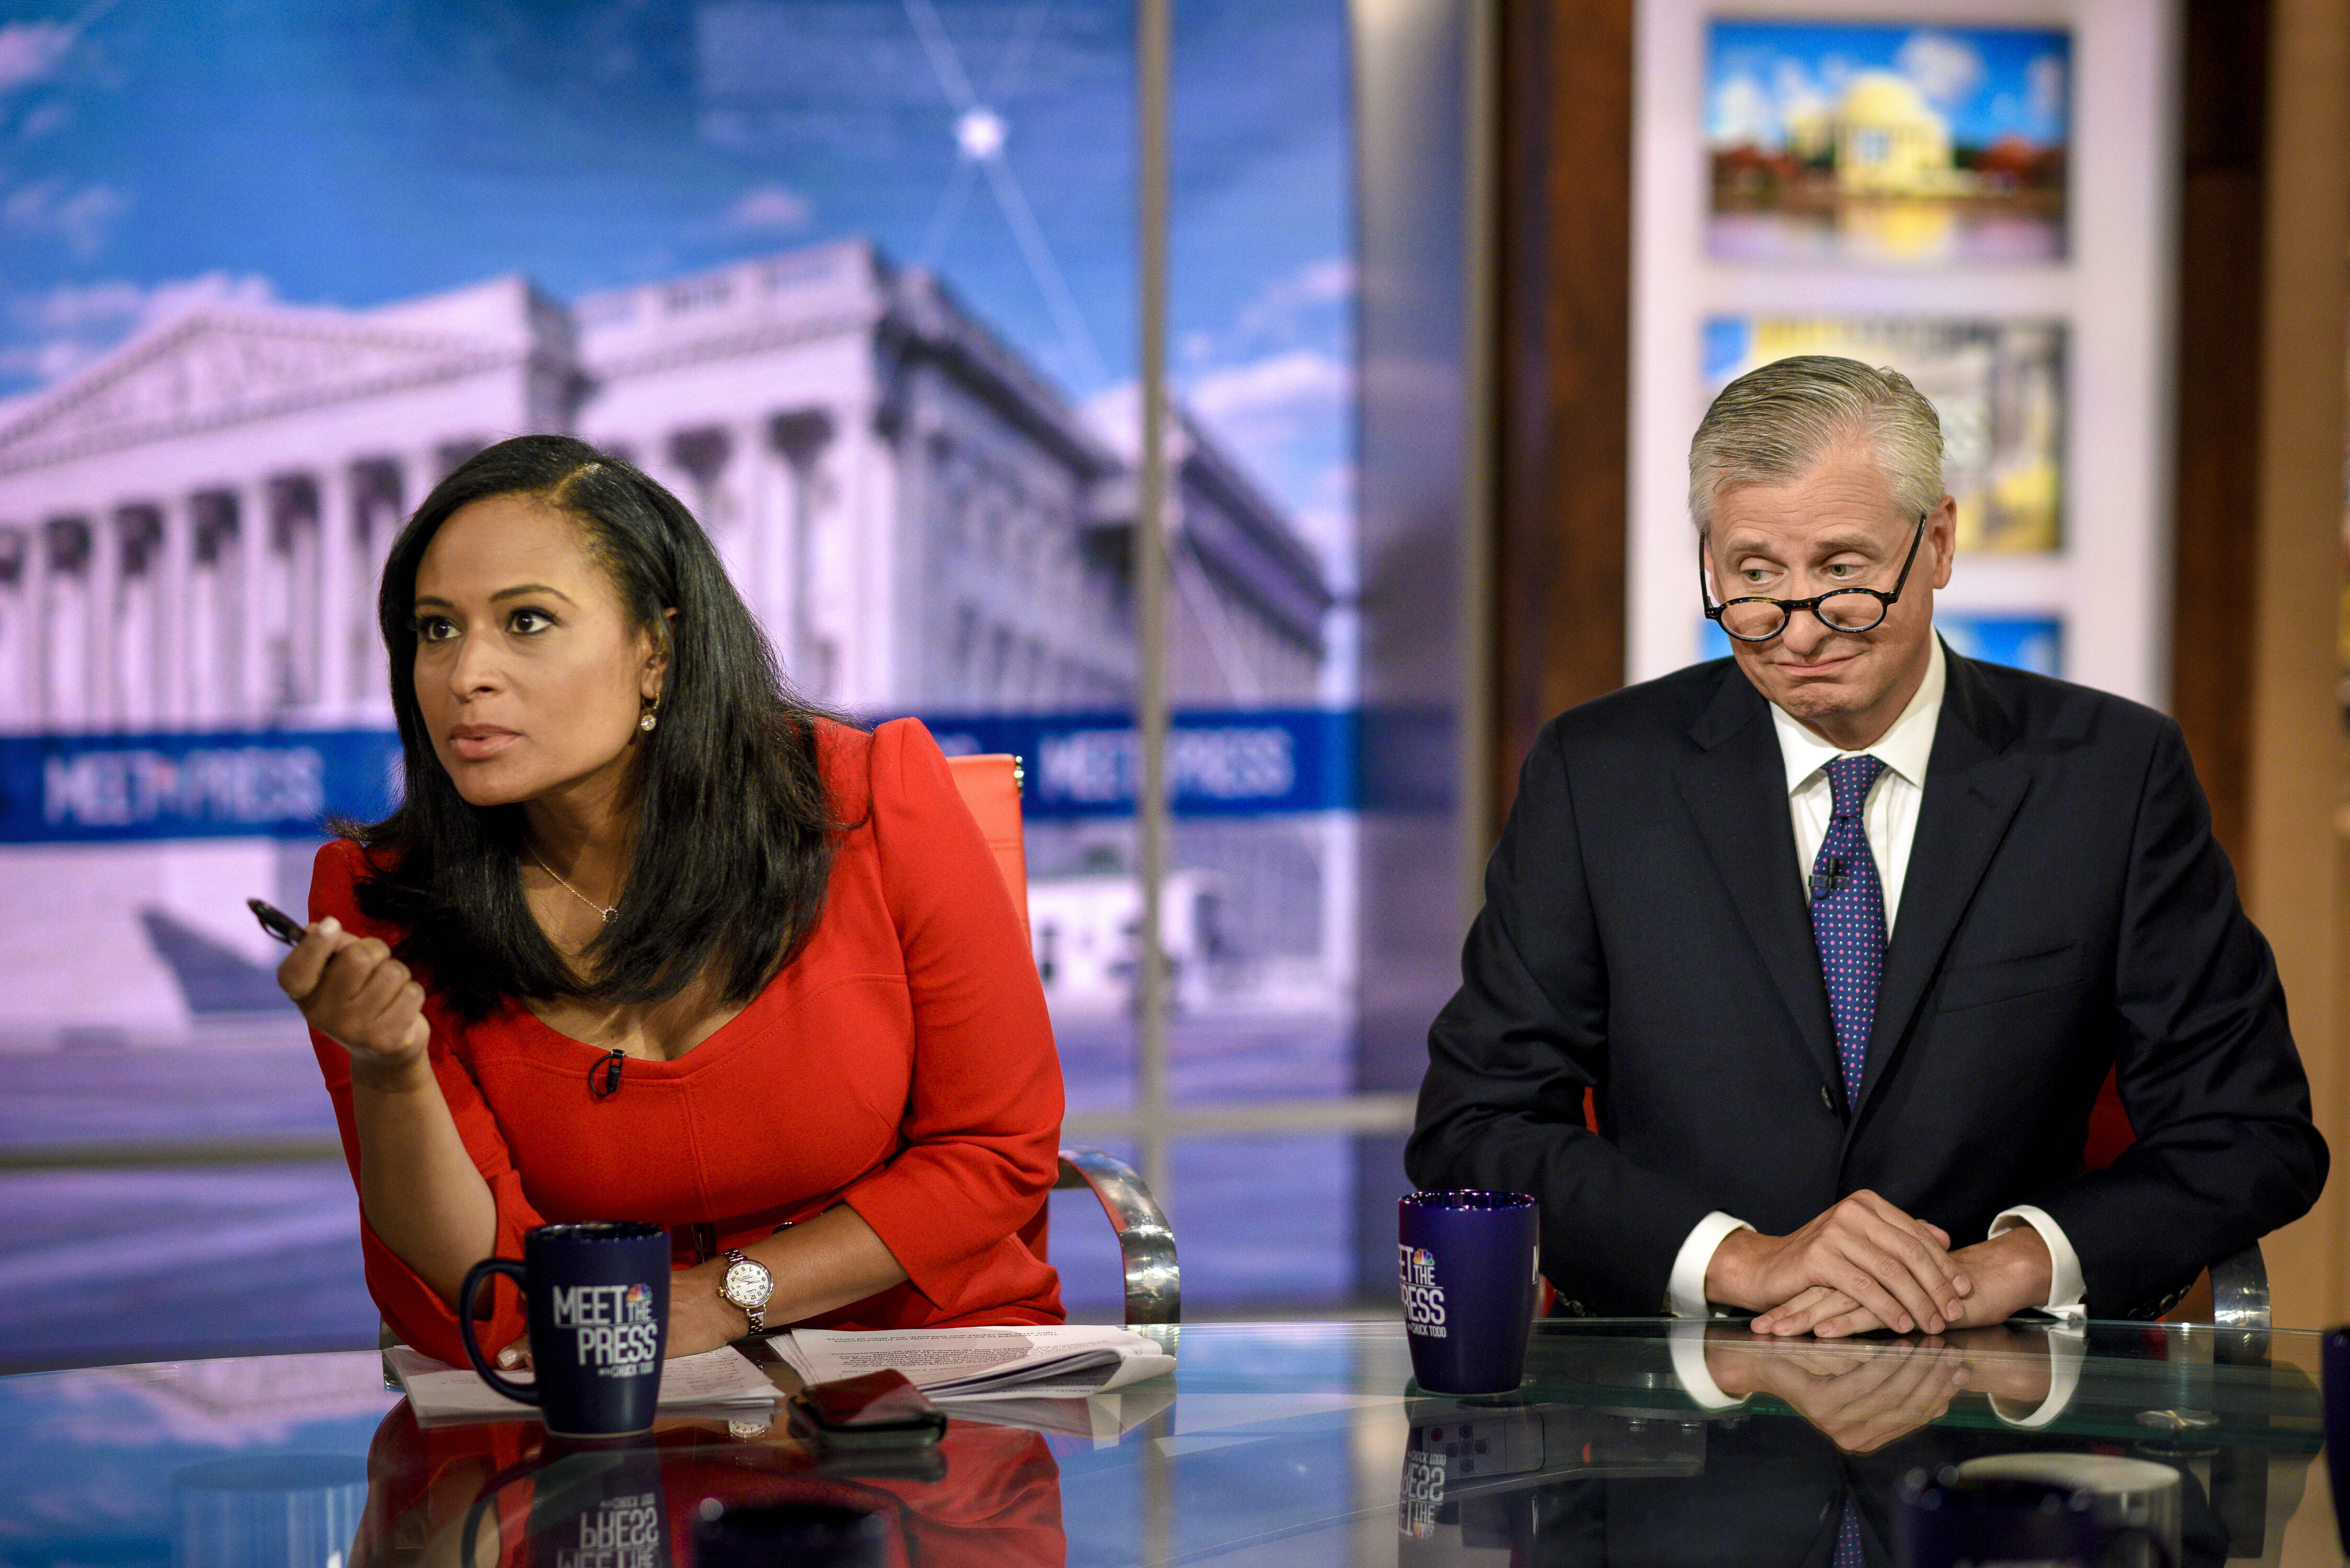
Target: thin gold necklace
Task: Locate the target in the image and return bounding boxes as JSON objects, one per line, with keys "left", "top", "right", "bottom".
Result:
{"left": 530, "top": 849, "right": 618, "bottom": 923}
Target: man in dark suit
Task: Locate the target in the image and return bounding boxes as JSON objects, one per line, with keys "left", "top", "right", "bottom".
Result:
{"left": 1408, "top": 354, "right": 2325, "bottom": 1332}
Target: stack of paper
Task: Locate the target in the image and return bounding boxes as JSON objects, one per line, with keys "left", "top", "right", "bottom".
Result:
{"left": 770, "top": 1325, "right": 1175, "bottom": 1402}
{"left": 942, "top": 1379, "right": 1181, "bottom": 1442}
{"left": 384, "top": 1345, "right": 781, "bottom": 1425}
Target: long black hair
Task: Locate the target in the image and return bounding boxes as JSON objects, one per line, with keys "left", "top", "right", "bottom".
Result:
{"left": 346, "top": 434, "right": 846, "bottom": 1021}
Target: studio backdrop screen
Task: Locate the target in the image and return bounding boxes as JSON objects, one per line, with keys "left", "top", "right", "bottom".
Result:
{"left": 0, "top": 0, "right": 1370, "bottom": 1362}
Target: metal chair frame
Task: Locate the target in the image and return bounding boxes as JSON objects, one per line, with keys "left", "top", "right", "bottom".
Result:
{"left": 2208, "top": 1243, "right": 2268, "bottom": 1331}
{"left": 1056, "top": 1147, "right": 1180, "bottom": 1325}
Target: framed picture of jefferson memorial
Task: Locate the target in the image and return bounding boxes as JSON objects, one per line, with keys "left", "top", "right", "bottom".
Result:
{"left": 1705, "top": 19, "right": 2072, "bottom": 266}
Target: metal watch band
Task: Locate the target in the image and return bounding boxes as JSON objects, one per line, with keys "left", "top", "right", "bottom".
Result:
{"left": 723, "top": 1247, "right": 765, "bottom": 1333}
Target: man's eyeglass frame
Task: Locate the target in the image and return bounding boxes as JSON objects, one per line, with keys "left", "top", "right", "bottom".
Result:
{"left": 1699, "top": 513, "right": 1928, "bottom": 643}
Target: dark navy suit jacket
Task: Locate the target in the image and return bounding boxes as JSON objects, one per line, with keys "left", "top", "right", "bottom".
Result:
{"left": 1407, "top": 648, "right": 2327, "bottom": 1317}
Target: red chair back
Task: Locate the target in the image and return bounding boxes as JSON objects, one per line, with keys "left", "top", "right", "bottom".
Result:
{"left": 2084, "top": 1068, "right": 2135, "bottom": 1170}
{"left": 945, "top": 754, "right": 1030, "bottom": 944}
{"left": 943, "top": 753, "right": 1051, "bottom": 1264}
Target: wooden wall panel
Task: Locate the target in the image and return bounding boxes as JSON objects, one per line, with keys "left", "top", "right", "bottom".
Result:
{"left": 2169, "top": 0, "right": 2272, "bottom": 864}
{"left": 2163, "top": 0, "right": 2350, "bottom": 1333}
{"left": 2239, "top": 0, "right": 2350, "bottom": 1332}
{"left": 1488, "top": 0, "right": 1633, "bottom": 825}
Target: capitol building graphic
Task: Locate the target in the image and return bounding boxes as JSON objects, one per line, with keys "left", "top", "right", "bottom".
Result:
{"left": 0, "top": 239, "right": 1340, "bottom": 1041}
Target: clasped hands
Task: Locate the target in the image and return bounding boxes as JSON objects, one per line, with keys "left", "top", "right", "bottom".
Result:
{"left": 1705, "top": 1190, "right": 2053, "bottom": 1338}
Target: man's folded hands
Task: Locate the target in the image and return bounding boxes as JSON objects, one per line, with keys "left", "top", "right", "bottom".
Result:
{"left": 1741, "top": 1218, "right": 2056, "bottom": 1338}
{"left": 1704, "top": 1190, "right": 2001, "bottom": 1336}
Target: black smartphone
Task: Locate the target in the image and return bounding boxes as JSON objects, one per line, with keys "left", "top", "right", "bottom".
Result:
{"left": 247, "top": 897, "right": 306, "bottom": 948}
{"left": 787, "top": 1369, "right": 947, "bottom": 1449}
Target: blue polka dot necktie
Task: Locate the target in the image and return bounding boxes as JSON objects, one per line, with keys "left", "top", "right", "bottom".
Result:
{"left": 1833, "top": 1500, "right": 1867, "bottom": 1568}
{"left": 1811, "top": 755, "right": 1887, "bottom": 1104}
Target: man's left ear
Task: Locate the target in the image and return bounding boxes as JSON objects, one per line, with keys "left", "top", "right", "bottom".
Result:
{"left": 1927, "top": 495, "right": 1959, "bottom": 591}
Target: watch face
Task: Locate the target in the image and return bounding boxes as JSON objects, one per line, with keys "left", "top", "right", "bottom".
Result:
{"left": 724, "top": 1259, "right": 773, "bottom": 1307}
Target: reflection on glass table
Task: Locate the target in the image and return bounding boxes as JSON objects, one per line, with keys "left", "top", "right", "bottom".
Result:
{"left": 0, "top": 1319, "right": 2332, "bottom": 1567}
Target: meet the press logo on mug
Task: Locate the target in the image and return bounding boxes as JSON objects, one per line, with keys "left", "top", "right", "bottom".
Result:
{"left": 1398, "top": 1452, "right": 1445, "bottom": 1538}
{"left": 1398, "top": 1244, "right": 1447, "bottom": 1338}
{"left": 557, "top": 1490, "right": 662, "bottom": 1568}
{"left": 553, "top": 1282, "right": 660, "bottom": 1377}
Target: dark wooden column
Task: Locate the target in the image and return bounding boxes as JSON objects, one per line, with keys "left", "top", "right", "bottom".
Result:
{"left": 1487, "top": 0, "right": 1634, "bottom": 826}
{"left": 2169, "top": 0, "right": 2272, "bottom": 866}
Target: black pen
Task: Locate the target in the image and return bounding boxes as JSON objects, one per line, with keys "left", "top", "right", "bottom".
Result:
{"left": 247, "top": 897, "right": 306, "bottom": 949}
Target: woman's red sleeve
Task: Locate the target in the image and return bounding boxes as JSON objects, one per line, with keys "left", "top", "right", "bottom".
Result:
{"left": 838, "top": 720, "right": 1065, "bottom": 1309}
{"left": 306, "top": 840, "right": 544, "bottom": 1366}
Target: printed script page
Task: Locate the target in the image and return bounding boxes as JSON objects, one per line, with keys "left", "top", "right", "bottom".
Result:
{"left": 775, "top": 1325, "right": 1174, "bottom": 1399}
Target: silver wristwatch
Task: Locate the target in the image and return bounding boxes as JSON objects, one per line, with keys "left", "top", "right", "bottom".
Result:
{"left": 718, "top": 1248, "right": 775, "bottom": 1334}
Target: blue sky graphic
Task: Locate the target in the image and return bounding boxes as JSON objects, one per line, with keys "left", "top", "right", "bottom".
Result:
{"left": 0, "top": 0, "right": 1355, "bottom": 563}
{"left": 1708, "top": 20, "right": 2069, "bottom": 151}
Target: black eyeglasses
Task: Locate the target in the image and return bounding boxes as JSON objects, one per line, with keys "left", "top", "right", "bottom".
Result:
{"left": 1700, "top": 514, "right": 1927, "bottom": 643}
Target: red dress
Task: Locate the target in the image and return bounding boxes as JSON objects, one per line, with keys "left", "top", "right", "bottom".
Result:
{"left": 306, "top": 718, "right": 1065, "bottom": 1366}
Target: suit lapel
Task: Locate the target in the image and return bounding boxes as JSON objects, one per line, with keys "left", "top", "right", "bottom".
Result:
{"left": 1675, "top": 670, "right": 1842, "bottom": 1097}
{"left": 1852, "top": 651, "right": 2031, "bottom": 1119}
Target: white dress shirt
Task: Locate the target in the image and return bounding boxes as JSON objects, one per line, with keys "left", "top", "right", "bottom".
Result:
{"left": 1664, "top": 638, "right": 2087, "bottom": 1322}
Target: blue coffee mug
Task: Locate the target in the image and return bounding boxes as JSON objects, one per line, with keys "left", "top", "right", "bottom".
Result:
{"left": 2324, "top": 1326, "right": 2350, "bottom": 1554}
{"left": 1397, "top": 1191, "right": 1539, "bottom": 1396}
{"left": 459, "top": 1221, "right": 672, "bottom": 1438}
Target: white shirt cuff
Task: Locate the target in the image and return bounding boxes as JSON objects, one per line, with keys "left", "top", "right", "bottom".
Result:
{"left": 1667, "top": 1319, "right": 1748, "bottom": 1410}
{"left": 1990, "top": 1205, "right": 2087, "bottom": 1324}
{"left": 1666, "top": 1211, "right": 1756, "bottom": 1318}
{"left": 1987, "top": 1322, "right": 2087, "bottom": 1428}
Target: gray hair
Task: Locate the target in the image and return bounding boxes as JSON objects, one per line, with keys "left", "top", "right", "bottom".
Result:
{"left": 1688, "top": 355, "right": 1944, "bottom": 533}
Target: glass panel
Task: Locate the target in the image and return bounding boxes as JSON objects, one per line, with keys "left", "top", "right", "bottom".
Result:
{"left": 1052, "top": 1134, "right": 1362, "bottom": 1322}
{"left": 1170, "top": 1135, "right": 1357, "bottom": 1312}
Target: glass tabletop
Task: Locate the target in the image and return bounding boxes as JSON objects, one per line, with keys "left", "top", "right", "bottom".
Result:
{"left": 0, "top": 1318, "right": 2338, "bottom": 1567}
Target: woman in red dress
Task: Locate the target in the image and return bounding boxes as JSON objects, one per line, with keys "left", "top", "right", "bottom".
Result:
{"left": 276, "top": 434, "right": 1063, "bottom": 1369}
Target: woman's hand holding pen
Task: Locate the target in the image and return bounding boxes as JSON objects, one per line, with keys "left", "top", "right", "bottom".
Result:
{"left": 274, "top": 913, "right": 494, "bottom": 1307}
{"left": 276, "top": 918, "right": 434, "bottom": 1088}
